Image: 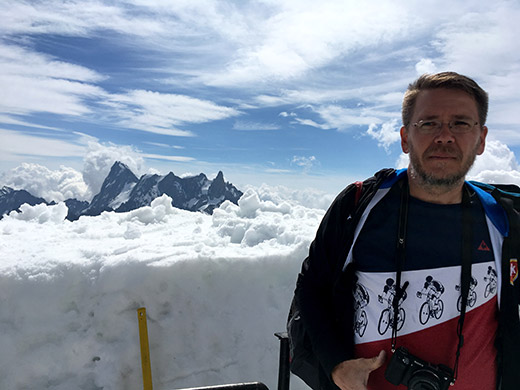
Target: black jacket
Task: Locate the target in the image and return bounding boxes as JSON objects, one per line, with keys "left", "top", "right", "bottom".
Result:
{"left": 295, "top": 168, "right": 520, "bottom": 390}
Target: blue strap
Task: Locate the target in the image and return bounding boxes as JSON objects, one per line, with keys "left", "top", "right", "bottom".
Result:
{"left": 380, "top": 168, "right": 407, "bottom": 189}
{"left": 467, "top": 182, "right": 509, "bottom": 237}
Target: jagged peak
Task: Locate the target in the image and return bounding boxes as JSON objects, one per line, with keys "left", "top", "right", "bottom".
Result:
{"left": 101, "top": 162, "right": 138, "bottom": 185}
{"left": 108, "top": 161, "right": 132, "bottom": 175}
{"left": 138, "top": 173, "right": 161, "bottom": 181}
{"left": 214, "top": 171, "right": 224, "bottom": 181}
{"left": 1, "top": 186, "right": 14, "bottom": 195}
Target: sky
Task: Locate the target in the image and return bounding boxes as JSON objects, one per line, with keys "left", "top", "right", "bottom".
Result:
{"left": 1, "top": 0, "right": 520, "bottom": 200}
{"left": 0, "top": 188, "right": 324, "bottom": 390}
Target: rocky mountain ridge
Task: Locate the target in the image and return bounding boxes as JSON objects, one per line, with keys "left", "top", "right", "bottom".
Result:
{"left": 1, "top": 162, "right": 243, "bottom": 221}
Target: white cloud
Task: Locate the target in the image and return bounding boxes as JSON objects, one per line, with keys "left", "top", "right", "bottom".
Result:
{"left": 203, "top": 1, "right": 412, "bottom": 86}
{"left": 314, "top": 105, "right": 384, "bottom": 130}
{"left": 249, "top": 182, "right": 334, "bottom": 211}
{"left": 144, "top": 142, "right": 185, "bottom": 149}
{"left": 428, "top": 5, "right": 520, "bottom": 135}
{"left": 0, "top": 163, "right": 91, "bottom": 202}
{"left": 107, "top": 90, "right": 240, "bottom": 136}
{"left": 294, "top": 104, "right": 400, "bottom": 133}
{"left": 433, "top": 8, "right": 520, "bottom": 77}
{"left": 0, "top": 0, "right": 165, "bottom": 37}
{"left": 142, "top": 153, "right": 195, "bottom": 162}
{"left": 293, "top": 117, "right": 331, "bottom": 130}
{"left": 415, "top": 58, "right": 437, "bottom": 75}
{"left": 396, "top": 153, "right": 409, "bottom": 170}
{"left": 0, "top": 128, "right": 88, "bottom": 161}
{"left": 291, "top": 155, "right": 317, "bottom": 171}
{"left": 366, "top": 119, "right": 401, "bottom": 152}
{"left": 82, "top": 142, "right": 145, "bottom": 196}
{"left": 468, "top": 140, "right": 520, "bottom": 185}
{"left": 0, "top": 114, "right": 63, "bottom": 131}
{"left": 0, "top": 43, "right": 106, "bottom": 117}
{"left": 0, "top": 141, "right": 160, "bottom": 201}
{"left": 0, "top": 43, "right": 103, "bottom": 82}
{"left": 233, "top": 120, "right": 280, "bottom": 131}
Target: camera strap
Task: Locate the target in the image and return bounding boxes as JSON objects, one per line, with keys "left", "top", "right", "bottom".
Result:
{"left": 453, "top": 185, "right": 473, "bottom": 382}
{"left": 390, "top": 180, "right": 473, "bottom": 385}
{"left": 390, "top": 180, "right": 410, "bottom": 351}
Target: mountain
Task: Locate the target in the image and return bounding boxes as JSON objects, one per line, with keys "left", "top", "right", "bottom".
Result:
{"left": 117, "top": 169, "right": 242, "bottom": 214}
{"left": 64, "top": 199, "right": 90, "bottom": 221}
{"left": 0, "top": 162, "right": 243, "bottom": 221}
{"left": 116, "top": 173, "right": 162, "bottom": 212}
{"left": 80, "top": 162, "right": 139, "bottom": 217}
{"left": 0, "top": 186, "right": 48, "bottom": 218}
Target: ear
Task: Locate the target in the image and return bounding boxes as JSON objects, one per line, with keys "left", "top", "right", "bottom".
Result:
{"left": 476, "top": 125, "right": 488, "bottom": 155}
{"left": 400, "top": 126, "right": 409, "bottom": 154}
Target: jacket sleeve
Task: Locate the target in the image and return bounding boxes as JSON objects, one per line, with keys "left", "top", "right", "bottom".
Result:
{"left": 294, "top": 183, "right": 360, "bottom": 377}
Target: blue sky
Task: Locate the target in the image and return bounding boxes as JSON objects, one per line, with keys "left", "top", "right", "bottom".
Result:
{"left": 1, "top": 0, "right": 520, "bottom": 199}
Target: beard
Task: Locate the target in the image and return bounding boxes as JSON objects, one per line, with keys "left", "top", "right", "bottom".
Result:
{"left": 408, "top": 143, "right": 478, "bottom": 189}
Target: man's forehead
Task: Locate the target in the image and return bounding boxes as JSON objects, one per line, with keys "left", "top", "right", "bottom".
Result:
{"left": 413, "top": 88, "right": 479, "bottom": 117}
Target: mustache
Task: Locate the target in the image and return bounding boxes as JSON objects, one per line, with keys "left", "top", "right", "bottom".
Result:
{"left": 424, "top": 145, "right": 462, "bottom": 158}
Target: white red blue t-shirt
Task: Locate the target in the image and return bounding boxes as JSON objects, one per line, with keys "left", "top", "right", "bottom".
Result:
{"left": 350, "top": 183, "right": 499, "bottom": 389}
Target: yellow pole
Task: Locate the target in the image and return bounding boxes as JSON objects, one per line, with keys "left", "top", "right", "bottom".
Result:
{"left": 137, "top": 307, "right": 153, "bottom": 390}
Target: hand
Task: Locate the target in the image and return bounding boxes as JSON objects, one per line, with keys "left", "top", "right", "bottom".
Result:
{"left": 331, "top": 350, "right": 386, "bottom": 390}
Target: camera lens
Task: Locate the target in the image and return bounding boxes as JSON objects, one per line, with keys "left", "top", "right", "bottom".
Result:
{"left": 408, "top": 369, "right": 443, "bottom": 390}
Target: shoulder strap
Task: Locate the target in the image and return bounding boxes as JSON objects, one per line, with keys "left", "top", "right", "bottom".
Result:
{"left": 354, "top": 181, "right": 363, "bottom": 206}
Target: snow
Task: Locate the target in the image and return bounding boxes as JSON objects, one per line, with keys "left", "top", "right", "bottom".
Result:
{"left": 0, "top": 188, "right": 326, "bottom": 390}
{"left": 109, "top": 182, "right": 136, "bottom": 210}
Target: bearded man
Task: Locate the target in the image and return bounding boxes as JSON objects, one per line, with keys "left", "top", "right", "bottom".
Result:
{"left": 293, "top": 72, "right": 520, "bottom": 390}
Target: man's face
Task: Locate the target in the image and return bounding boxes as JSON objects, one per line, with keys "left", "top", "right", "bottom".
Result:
{"left": 400, "top": 88, "right": 487, "bottom": 188}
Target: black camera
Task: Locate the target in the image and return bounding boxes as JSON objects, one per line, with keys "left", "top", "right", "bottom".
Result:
{"left": 385, "top": 347, "right": 453, "bottom": 390}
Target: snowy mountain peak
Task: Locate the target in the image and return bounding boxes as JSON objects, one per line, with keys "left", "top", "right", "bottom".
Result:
{"left": 80, "top": 161, "right": 139, "bottom": 217}
{"left": 1, "top": 186, "right": 14, "bottom": 196}
{"left": 0, "top": 186, "right": 47, "bottom": 218}
{"left": 118, "top": 170, "right": 241, "bottom": 214}
{"left": 1, "top": 163, "right": 243, "bottom": 221}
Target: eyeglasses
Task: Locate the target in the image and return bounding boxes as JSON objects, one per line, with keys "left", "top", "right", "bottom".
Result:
{"left": 412, "top": 120, "right": 479, "bottom": 135}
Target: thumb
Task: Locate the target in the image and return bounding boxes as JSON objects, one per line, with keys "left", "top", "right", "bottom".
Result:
{"left": 368, "top": 350, "right": 386, "bottom": 371}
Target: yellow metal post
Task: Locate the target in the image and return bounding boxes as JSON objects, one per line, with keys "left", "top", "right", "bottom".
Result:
{"left": 137, "top": 307, "right": 153, "bottom": 390}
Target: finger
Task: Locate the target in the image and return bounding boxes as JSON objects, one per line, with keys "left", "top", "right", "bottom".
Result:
{"left": 369, "top": 350, "right": 386, "bottom": 371}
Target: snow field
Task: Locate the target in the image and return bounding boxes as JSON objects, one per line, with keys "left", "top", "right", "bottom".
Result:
{"left": 0, "top": 188, "right": 325, "bottom": 390}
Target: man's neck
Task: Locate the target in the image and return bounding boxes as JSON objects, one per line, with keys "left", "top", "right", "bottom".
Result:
{"left": 407, "top": 171, "right": 464, "bottom": 205}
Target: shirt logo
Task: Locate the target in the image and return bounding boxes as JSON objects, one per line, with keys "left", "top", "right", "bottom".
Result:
{"left": 510, "top": 259, "right": 519, "bottom": 286}
{"left": 478, "top": 240, "right": 490, "bottom": 251}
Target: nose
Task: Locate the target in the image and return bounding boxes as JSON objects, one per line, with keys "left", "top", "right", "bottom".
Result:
{"left": 434, "top": 122, "right": 455, "bottom": 144}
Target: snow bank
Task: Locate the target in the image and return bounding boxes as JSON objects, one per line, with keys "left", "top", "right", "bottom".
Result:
{"left": 0, "top": 188, "right": 325, "bottom": 390}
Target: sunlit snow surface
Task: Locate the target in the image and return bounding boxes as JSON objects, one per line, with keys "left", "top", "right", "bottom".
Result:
{"left": 0, "top": 187, "right": 329, "bottom": 390}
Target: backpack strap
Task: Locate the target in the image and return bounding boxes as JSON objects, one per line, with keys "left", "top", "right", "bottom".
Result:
{"left": 354, "top": 181, "right": 363, "bottom": 206}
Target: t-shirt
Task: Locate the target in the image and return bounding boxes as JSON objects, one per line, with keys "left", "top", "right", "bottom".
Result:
{"left": 352, "top": 185, "right": 498, "bottom": 389}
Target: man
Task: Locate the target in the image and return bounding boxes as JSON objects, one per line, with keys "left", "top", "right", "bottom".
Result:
{"left": 294, "top": 72, "right": 520, "bottom": 389}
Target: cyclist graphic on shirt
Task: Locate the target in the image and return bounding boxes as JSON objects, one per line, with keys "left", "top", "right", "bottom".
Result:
{"left": 484, "top": 266, "right": 498, "bottom": 298}
{"left": 353, "top": 280, "right": 370, "bottom": 337}
{"left": 378, "top": 278, "right": 407, "bottom": 307}
{"left": 417, "top": 275, "right": 444, "bottom": 311}
{"left": 456, "top": 276, "right": 478, "bottom": 311}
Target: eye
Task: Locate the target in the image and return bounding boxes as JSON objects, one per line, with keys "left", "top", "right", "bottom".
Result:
{"left": 451, "top": 120, "right": 472, "bottom": 132}
{"left": 418, "top": 121, "right": 438, "bottom": 131}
